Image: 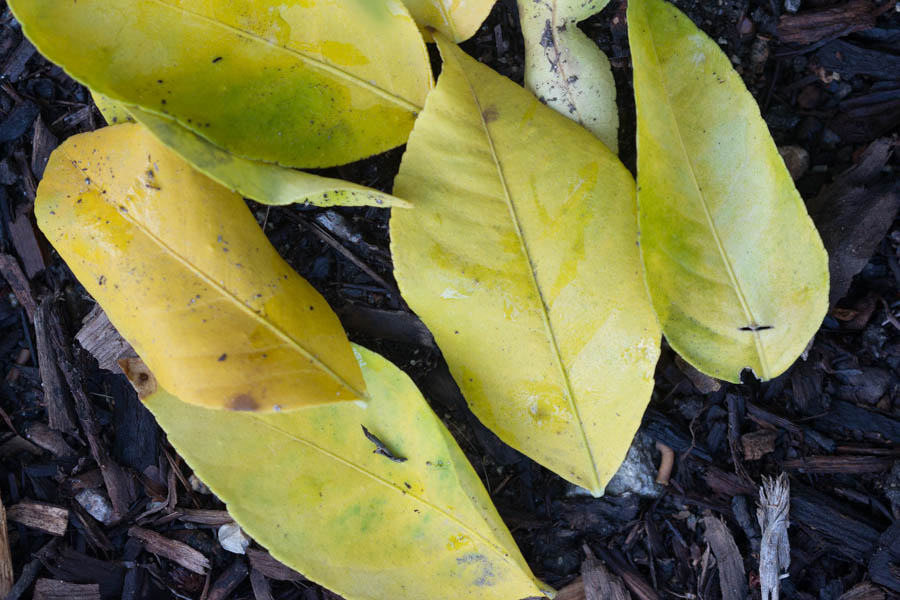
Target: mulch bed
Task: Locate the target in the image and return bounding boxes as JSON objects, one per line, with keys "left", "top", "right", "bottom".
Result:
{"left": 0, "top": 0, "right": 898, "bottom": 598}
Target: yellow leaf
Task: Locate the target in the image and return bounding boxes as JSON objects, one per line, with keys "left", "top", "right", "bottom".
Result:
{"left": 519, "top": 0, "right": 619, "bottom": 152}
{"left": 134, "top": 346, "right": 550, "bottom": 600}
{"left": 391, "top": 36, "right": 660, "bottom": 495}
{"left": 401, "top": 0, "right": 496, "bottom": 42}
{"left": 35, "top": 124, "right": 365, "bottom": 410}
{"left": 628, "top": 0, "right": 829, "bottom": 382}
{"left": 90, "top": 90, "right": 409, "bottom": 209}
{"left": 10, "top": 0, "right": 433, "bottom": 168}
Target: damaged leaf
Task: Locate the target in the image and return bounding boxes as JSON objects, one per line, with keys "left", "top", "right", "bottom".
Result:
{"left": 36, "top": 124, "right": 366, "bottom": 411}
{"left": 402, "top": 0, "right": 497, "bottom": 42}
{"left": 137, "top": 346, "right": 550, "bottom": 600}
{"left": 10, "top": 0, "right": 433, "bottom": 168}
{"left": 628, "top": 0, "right": 829, "bottom": 382}
{"left": 391, "top": 36, "right": 660, "bottom": 495}
{"left": 93, "top": 90, "right": 409, "bottom": 209}
{"left": 519, "top": 0, "right": 619, "bottom": 151}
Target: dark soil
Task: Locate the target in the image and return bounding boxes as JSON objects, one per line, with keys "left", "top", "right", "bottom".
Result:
{"left": 0, "top": 0, "right": 899, "bottom": 598}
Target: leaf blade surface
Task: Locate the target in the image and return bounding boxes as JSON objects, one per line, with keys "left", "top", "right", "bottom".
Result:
{"left": 10, "top": 0, "right": 433, "bottom": 168}
{"left": 628, "top": 0, "right": 829, "bottom": 381}
{"left": 138, "top": 346, "right": 549, "bottom": 600}
{"left": 391, "top": 37, "right": 660, "bottom": 494}
{"left": 401, "top": 0, "right": 496, "bottom": 41}
{"left": 36, "top": 124, "right": 365, "bottom": 410}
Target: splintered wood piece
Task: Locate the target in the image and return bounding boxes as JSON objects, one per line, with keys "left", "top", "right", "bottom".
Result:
{"left": 75, "top": 305, "right": 135, "bottom": 373}
{"left": 0, "top": 253, "right": 36, "bottom": 319}
{"left": 176, "top": 509, "right": 233, "bottom": 526}
{"left": 555, "top": 577, "right": 585, "bottom": 600}
{"left": 249, "top": 569, "right": 274, "bottom": 600}
{"left": 246, "top": 548, "right": 305, "bottom": 581}
{"left": 777, "top": 0, "right": 888, "bottom": 45}
{"left": 9, "top": 206, "right": 46, "bottom": 278}
{"left": 583, "top": 545, "right": 631, "bottom": 600}
{"left": 839, "top": 582, "right": 886, "bottom": 600}
{"left": 31, "top": 115, "right": 59, "bottom": 179}
{"left": 33, "top": 579, "right": 100, "bottom": 600}
{"left": 7, "top": 500, "right": 68, "bottom": 536}
{"left": 24, "top": 422, "right": 77, "bottom": 459}
{"left": 759, "top": 475, "right": 791, "bottom": 600}
{"left": 784, "top": 455, "right": 894, "bottom": 473}
{"left": 0, "top": 496, "right": 13, "bottom": 596}
{"left": 674, "top": 355, "right": 721, "bottom": 394}
{"left": 34, "top": 300, "right": 77, "bottom": 433}
{"left": 741, "top": 429, "right": 778, "bottom": 461}
{"left": 702, "top": 517, "right": 748, "bottom": 600}
{"left": 207, "top": 558, "right": 248, "bottom": 600}
{"left": 128, "top": 527, "right": 210, "bottom": 574}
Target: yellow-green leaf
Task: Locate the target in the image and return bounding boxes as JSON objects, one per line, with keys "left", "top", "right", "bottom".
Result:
{"left": 90, "top": 90, "right": 409, "bottom": 209}
{"left": 11, "top": 0, "right": 433, "bottom": 168}
{"left": 628, "top": 0, "right": 829, "bottom": 382}
{"left": 134, "top": 346, "right": 550, "bottom": 600}
{"left": 36, "top": 123, "right": 365, "bottom": 410}
{"left": 401, "top": 0, "right": 496, "bottom": 42}
{"left": 519, "top": 0, "right": 619, "bottom": 152}
{"left": 390, "top": 36, "right": 660, "bottom": 495}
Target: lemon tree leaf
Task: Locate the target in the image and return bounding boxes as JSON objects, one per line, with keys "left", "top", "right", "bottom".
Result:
{"left": 90, "top": 90, "right": 409, "bottom": 209}
{"left": 132, "top": 346, "right": 550, "bottom": 600}
{"left": 390, "top": 36, "right": 660, "bottom": 495}
{"left": 519, "top": 0, "right": 619, "bottom": 152}
{"left": 11, "top": 0, "right": 433, "bottom": 168}
{"left": 628, "top": 0, "right": 829, "bottom": 382}
{"left": 401, "top": 0, "right": 496, "bottom": 42}
{"left": 35, "top": 123, "right": 366, "bottom": 410}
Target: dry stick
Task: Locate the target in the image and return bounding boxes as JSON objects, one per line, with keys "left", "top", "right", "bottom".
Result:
{"left": 758, "top": 474, "right": 791, "bottom": 600}
{"left": 0, "top": 497, "right": 12, "bottom": 596}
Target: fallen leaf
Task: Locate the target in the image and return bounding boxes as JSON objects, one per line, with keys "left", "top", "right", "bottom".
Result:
{"left": 35, "top": 123, "right": 365, "bottom": 411}
{"left": 402, "top": 0, "right": 497, "bottom": 41}
{"left": 91, "top": 90, "right": 408, "bottom": 209}
{"left": 391, "top": 35, "right": 660, "bottom": 494}
{"left": 628, "top": 0, "right": 829, "bottom": 382}
{"left": 137, "top": 346, "right": 551, "bottom": 600}
{"left": 519, "top": 0, "right": 619, "bottom": 151}
{"left": 10, "top": 0, "right": 433, "bottom": 168}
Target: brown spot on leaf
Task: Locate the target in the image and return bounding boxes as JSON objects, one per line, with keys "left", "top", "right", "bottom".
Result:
{"left": 119, "top": 357, "right": 158, "bottom": 400}
{"left": 228, "top": 394, "right": 258, "bottom": 411}
{"left": 482, "top": 106, "right": 499, "bottom": 123}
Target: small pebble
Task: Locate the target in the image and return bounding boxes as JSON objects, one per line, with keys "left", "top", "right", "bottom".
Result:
{"left": 218, "top": 522, "right": 251, "bottom": 554}
{"left": 75, "top": 489, "right": 115, "bottom": 525}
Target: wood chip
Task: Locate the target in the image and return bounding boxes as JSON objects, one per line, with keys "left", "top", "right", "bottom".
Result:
{"left": 33, "top": 579, "right": 101, "bottom": 600}
{"left": 7, "top": 500, "right": 69, "bottom": 536}
{"left": 758, "top": 474, "right": 790, "bottom": 600}
{"left": 783, "top": 455, "right": 895, "bottom": 473}
{"left": 777, "top": 0, "right": 888, "bottom": 45}
{"left": 8, "top": 206, "right": 46, "bottom": 278}
{"left": 34, "top": 299, "right": 77, "bottom": 434}
{"left": 0, "top": 496, "right": 13, "bottom": 596}
{"left": 839, "top": 582, "right": 886, "bottom": 600}
{"left": 555, "top": 576, "right": 585, "bottom": 600}
{"left": 75, "top": 305, "right": 135, "bottom": 373}
{"left": 0, "top": 253, "right": 36, "bottom": 319}
{"left": 30, "top": 115, "right": 59, "bottom": 179}
{"left": 24, "top": 422, "right": 77, "bottom": 459}
{"left": 177, "top": 509, "right": 234, "bottom": 526}
{"left": 1, "top": 39, "right": 35, "bottom": 83}
{"left": 869, "top": 522, "right": 900, "bottom": 593}
{"left": 674, "top": 355, "right": 721, "bottom": 394}
{"left": 583, "top": 545, "right": 631, "bottom": 600}
{"left": 249, "top": 569, "right": 274, "bottom": 600}
{"left": 128, "top": 526, "right": 210, "bottom": 574}
{"left": 702, "top": 516, "right": 747, "bottom": 600}
{"left": 246, "top": 548, "right": 305, "bottom": 581}
{"left": 207, "top": 558, "right": 249, "bottom": 600}
{"left": 741, "top": 429, "right": 778, "bottom": 460}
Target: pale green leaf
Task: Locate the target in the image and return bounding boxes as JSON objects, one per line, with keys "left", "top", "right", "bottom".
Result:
{"left": 519, "top": 0, "right": 619, "bottom": 152}
{"left": 628, "top": 0, "right": 829, "bottom": 382}
{"left": 11, "top": 0, "right": 433, "bottom": 168}
{"left": 134, "top": 346, "right": 550, "bottom": 600}
{"left": 391, "top": 36, "right": 660, "bottom": 495}
{"left": 36, "top": 123, "right": 366, "bottom": 410}
{"left": 401, "top": 0, "right": 496, "bottom": 41}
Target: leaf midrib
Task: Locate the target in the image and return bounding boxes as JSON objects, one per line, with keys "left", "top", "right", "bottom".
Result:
{"left": 450, "top": 46, "right": 604, "bottom": 492}
{"left": 144, "top": 0, "right": 425, "bottom": 113}
{"left": 248, "top": 414, "right": 521, "bottom": 572}
{"left": 639, "top": 9, "right": 772, "bottom": 378}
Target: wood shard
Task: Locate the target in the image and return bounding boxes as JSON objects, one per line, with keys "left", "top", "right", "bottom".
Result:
{"left": 0, "top": 253, "right": 37, "bottom": 319}
{"left": 9, "top": 206, "right": 46, "bottom": 278}
{"left": 207, "top": 558, "right": 249, "bottom": 600}
{"left": 741, "top": 429, "right": 778, "bottom": 461}
{"left": 33, "top": 579, "right": 101, "bottom": 600}
{"left": 758, "top": 474, "right": 791, "bottom": 600}
{"left": 0, "top": 496, "right": 13, "bottom": 596}
{"left": 76, "top": 305, "right": 136, "bottom": 373}
{"left": 7, "top": 500, "right": 69, "bottom": 536}
{"left": 582, "top": 545, "right": 631, "bottom": 600}
{"left": 777, "top": 0, "right": 886, "bottom": 45}
{"left": 177, "top": 509, "right": 234, "bottom": 526}
{"left": 34, "top": 299, "right": 77, "bottom": 433}
{"left": 702, "top": 516, "right": 747, "bottom": 600}
{"left": 783, "top": 455, "right": 894, "bottom": 473}
{"left": 128, "top": 526, "right": 210, "bottom": 574}
{"left": 246, "top": 548, "right": 305, "bottom": 581}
